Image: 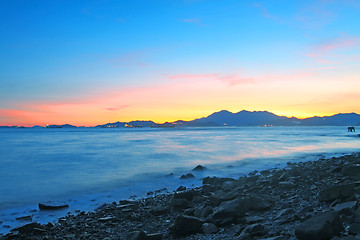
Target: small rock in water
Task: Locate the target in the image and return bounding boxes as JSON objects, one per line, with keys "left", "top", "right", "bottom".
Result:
{"left": 192, "top": 165, "right": 206, "bottom": 171}
{"left": 180, "top": 173, "right": 195, "bottom": 179}
{"left": 15, "top": 215, "right": 33, "bottom": 221}
{"left": 38, "top": 202, "right": 69, "bottom": 210}
{"left": 176, "top": 186, "right": 187, "bottom": 191}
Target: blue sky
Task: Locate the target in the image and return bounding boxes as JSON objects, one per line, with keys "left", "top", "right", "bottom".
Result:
{"left": 1, "top": 0, "right": 360, "bottom": 126}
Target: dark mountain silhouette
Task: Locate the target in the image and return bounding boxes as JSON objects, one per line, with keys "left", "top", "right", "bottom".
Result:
{"left": 186, "top": 110, "right": 360, "bottom": 127}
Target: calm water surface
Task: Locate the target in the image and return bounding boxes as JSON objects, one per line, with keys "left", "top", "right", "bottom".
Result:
{"left": 0, "top": 126, "right": 359, "bottom": 233}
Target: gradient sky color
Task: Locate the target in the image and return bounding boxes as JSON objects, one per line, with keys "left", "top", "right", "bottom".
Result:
{"left": 1, "top": 0, "right": 360, "bottom": 126}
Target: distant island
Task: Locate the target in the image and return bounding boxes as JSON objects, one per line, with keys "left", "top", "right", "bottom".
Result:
{"left": 1, "top": 110, "right": 360, "bottom": 128}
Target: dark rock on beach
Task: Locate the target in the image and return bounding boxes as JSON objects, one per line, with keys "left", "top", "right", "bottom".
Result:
{"left": 38, "top": 202, "right": 69, "bottom": 210}
{"left": 3, "top": 153, "right": 360, "bottom": 240}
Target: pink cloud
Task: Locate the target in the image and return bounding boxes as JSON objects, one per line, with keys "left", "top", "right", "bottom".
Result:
{"left": 165, "top": 73, "right": 254, "bottom": 86}
{"left": 306, "top": 34, "right": 360, "bottom": 64}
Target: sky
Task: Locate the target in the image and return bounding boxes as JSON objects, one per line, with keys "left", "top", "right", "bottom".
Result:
{"left": 1, "top": 0, "right": 360, "bottom": 126}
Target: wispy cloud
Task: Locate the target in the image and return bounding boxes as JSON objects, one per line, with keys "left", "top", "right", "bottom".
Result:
{"left": 306, "top": 34, "right": 360, "bottom": 64}
{"left": 253, "top": 3, "right": 284, "bottom": 23}
{"left": 166, "top": 74, "right": 254, "bottom": 86}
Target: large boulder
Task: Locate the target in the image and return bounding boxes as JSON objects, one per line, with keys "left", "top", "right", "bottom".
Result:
{"left": 212, "top": 195, "right": 272, "bottom": 222}
{"left": 170, "top": 215, "right": 204, "bottom": 236}
{"left": 294, "top": 211, "right": 343, "bottom": 240}
{"left": 318, "top": 184, "right": 355, "bottom": 202}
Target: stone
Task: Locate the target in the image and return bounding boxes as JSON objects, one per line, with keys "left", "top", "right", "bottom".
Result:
{"left": 150, "top": 205, "right": 168, "bottom": 216}
{"left": 212, "top": 195, "right": 272, "bottom": 221}
{"left": 38, "top": 202, "right": 69, "bottom": 210}
{"left": 332, "top": 201, "right": 357, "bottom": 212}
{"left": 173, "top": 190, "right": 196, "bottom": 201}
{"left": 146, "top": 233, "right": 163, "bottom": 240}
{"left": 176, "top": 186, "right": 186, "bottom": 191}
{"left": 126, "top": 230, "right": 146, "bottom": 240}
{"left": 170, "top": 215, "right": 204, "bottom": 236}
{"left": 318, "top": 184, "right": 355, "bottom": 202}
{"left": 349, "top": 223, "right": 360, "bottom": 235}
{"left": 15, "top": 215, "right": 33, "bottom": 221}
{"left": 278, "top": 181, "right": 295, "bottom": 189}
{"left": 11, "top": 222, "right": 43, "bottom": 234}
{"left": 169, "top": 198, "right": 190, "bottom": 210}
{"left": 294, "top": 211, "right": 343, "bottom": 240}
{"left": 202, "top": 223, "right": 218, "bottom": 234}
{"left": 194, "top": 205, "right": 213, "bottom": 219}
{"left": 343, "top": 164, "right": 360, "bottom": 177}
{"left": 238, "top": 223, "right": 267, "bottom": 238}
{"left": 193, "top": 165, "right": 206, "bottom": 171}
{"left": 180, "top": 173, "right": 195, "bottom": 179}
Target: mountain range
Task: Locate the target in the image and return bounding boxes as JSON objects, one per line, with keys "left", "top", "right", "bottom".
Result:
{"left": 98, "top": 110, "right": 360, "bottom": 128}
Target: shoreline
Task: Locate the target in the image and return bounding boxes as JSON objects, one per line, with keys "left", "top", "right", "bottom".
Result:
{"left": 2, "top": 153, "right": 360, "bottom": 239}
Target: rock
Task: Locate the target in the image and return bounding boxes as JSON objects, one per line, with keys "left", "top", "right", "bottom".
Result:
{"left": 238, "top": 223, "right": 268, "bottom": 238}
{"left": 180, "top": 173, "right": 195, "bottom": 179}
{"left": 343, "top": 164, "right": 360, "bottom": 177}
{"left": 212, "top": 195, "right": 272, "bottom": 222}
{"left": 203, "top": 176, "right": 235, "bottom": 185}
{"left": 176, "top": 186, "right": 186, "bottom": 191}
{"left": 15, "top": 215, "right": 33, "bottom": 221}
{"left": 11, "top": 222, "right": 43, "bottom": 234}
{"left": 294, "top": 211, "right": 343, "bottom": 240}
{"left": 332, "top": 201, "right": 358, "bottom": 212}
{"left": 146, "top": 233, "right": 163, "bottom": 240}
{"left": 173, "top": 190, "right": 196, "bottom": 201}
{"left": 169, "top": 198, "right": 190, "bottom": 210}
{"left": 349, "top": 223, "right": 360, "bottom": 235}
{"left": 193, "top": 165, "right": 206, "bottom": 171}
{"left": 202, "top": 223, "right": 218, "bottom": 234}
{"left": 278, "top": 181, "right": 295, "bottom": 189}
{"left": 170, "top": 215, "right": 204, "bottom": 236}
{"left": 99, "top": 216, "right": 116, "bottom": 222}
{"left": 38, "top": 202, "right": 69, "bottom": 210}
{"left": 126, "top": 230, "right": 146, "bottom": 240}
{"left": 150, "top": 205, "right": 168, "bottom": 216}
{"left": 194, "top": 205, "right": 213, "bottom": 219}
{"left": 318, "top": 184, "right": 355, "bottom": 202}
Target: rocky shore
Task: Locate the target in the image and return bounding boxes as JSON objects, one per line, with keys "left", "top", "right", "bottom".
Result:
{"left": 2, "top": 153, "right": 360, "bottom": 240}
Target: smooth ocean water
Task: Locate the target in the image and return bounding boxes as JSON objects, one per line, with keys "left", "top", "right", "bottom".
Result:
{"left": 0, "top": 126, "right": 359, "bottom": 233}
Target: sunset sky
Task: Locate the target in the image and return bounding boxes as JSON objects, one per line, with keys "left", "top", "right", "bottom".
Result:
{"left": 1, "top": 0, "right": 360, "bottom": 126}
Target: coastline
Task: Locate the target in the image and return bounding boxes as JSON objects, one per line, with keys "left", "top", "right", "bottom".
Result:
{"left": 2, "top": 153, "right": 360, "bottom": 239}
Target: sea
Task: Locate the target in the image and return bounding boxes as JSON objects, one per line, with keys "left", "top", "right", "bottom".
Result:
{"left": 0, "top": 126, "right": 359, "bottom": 234}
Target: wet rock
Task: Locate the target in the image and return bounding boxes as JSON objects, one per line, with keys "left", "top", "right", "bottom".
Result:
{"left": 176, "top": 186, "right": 186, "bottom": 191}
{"left": 11, "top": 222, "right": 43, "bottom": 234}
{"left": 193, "top": 165, "right": 206, "bottom": 171}
{"left": 194, "top": 205, "right": 213, "bottom": 219}
{"left": 349, "top": 223, "right": 360, "bottom": 235}
{"left": 238, "top": 223, "right": 268, "bottom": 239}
{"left": 318, "top": 184, "right": 355, "bottom": 202}
{"left": 202, "top": 222, "right": 218, "bottom": 234}
{"left": 180, "top": 173, "right": 195, "bottom": 179}
{"left": 343, "top": 164, "right": 360, "bottom": 177}
{"left": 170, "top": 215, "right": 204, "bottom": 236}
{"left": 294, "top": 211, "right": 343, "bottom": 240}
{"left": 173, "top": 190, "right": 197, "bottom": 201}
{"left": 150, "top": 205, "right": 168, "bottom": 216}
{"left": 146, "top": 233, "right": 163, "bottom": 240}
{"left": 332, "top": 201, "right": 358, "bottom": 212}
{"left": 15, "top": 215, "right": 33, "bottom": 221}
{"left": 212, "top": 195, "right": 272, "bottom": 222}
{"left": 126, "top": 230, "right": 146, "bottom": 240}
{"left": 169, "top": 198, "right": 190, "bottom": 210}
{"left": 202, "top": 176, "right": 235, "bottom": 185}
{"left": 38, "top": 202, "right": 69, "bottom": 210}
